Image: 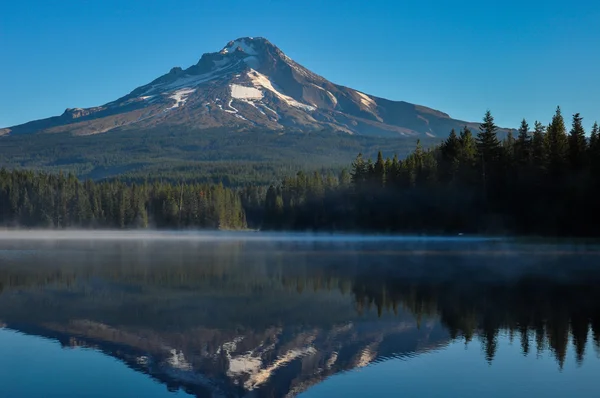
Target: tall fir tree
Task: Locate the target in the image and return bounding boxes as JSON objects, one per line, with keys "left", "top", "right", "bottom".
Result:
{"left": 373, "top": 151, "right": 386, "bottom": 187}
{"left": 532, "top": 121, "right": 547, "bottom": 170}
{"left": 590, "top": 122, "right": 599, "bottom": 153}
{"left": 515, "top": 119, "right": 532, "bottom": 166}
{"left": 590, "top": 122, "right": 600, "bottom": 176}
{"left": 545, "top": 106, "right": 568, "bottom": 177}
{"left": 440, "top": 129, "right": 461, "bottom": 182}
{"left": 476, "top": 110, "right": 501, "bottom": 164}
{"left": 568, "top": 113, "right": 587, "bottom": 172}
{"left": 350, "top": 153, "right": 367, "bottom": 187}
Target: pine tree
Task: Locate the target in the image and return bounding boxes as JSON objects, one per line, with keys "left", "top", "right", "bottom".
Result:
{"left": 374, "top": 151, "right": 386, "bottom": 187}
{"left": 339, "top": 169, "right": 351, "bottom": 186}
{"left": 440, "top": 129, "right": 461, "bottom": 182}
{"left": 457, "top": 126, "right": 478, "bottom": 184}
{"left": 568, "top": 113, "right": 587, "bottom": 172}
{"left": 477, "top": 110, "right": 501, "bottom": 164}
{"left": 503, "top": 131, "right": 515, "bottom": 155}
{"left": 590, "top": 122, "right": 599, "bottom": 153}
{"left": 389, "top": 154, "right": 400, "bottom": 186}
{"left": 351, "top": 153, "right": 367, "bottom": 187}
{"left": 476, "top": 111, "right": 502, "bottom": 203}
{"left": 532, "top": 121, "right": 547, "bottom": 170}
{"left": 590, "top": 122, "right": 600, "bottom": 174}
{"left": 546, "top": 106, "right": 568, "bottom": 177}
{"left": 515, "top": 119, "right": 531, "bottom": 166}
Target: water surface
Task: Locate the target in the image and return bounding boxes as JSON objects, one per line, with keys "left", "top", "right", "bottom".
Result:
{"left": 0, "top": 231, "right": 599, "bottom": 397}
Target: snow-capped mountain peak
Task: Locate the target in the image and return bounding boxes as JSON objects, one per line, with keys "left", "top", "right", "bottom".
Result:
{"left": 221, "top": 37, "right": 260, "bottom": 55}
{"left": 2, "top": 37, "right": 481, "bottom": 137}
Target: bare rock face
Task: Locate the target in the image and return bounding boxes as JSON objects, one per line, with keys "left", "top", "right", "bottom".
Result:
{"left": 3, "top": 37, "right": 482, "bottom": 137}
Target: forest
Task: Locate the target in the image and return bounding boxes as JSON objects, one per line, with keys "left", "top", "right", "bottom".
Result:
{"left": 0, "top": 127, "right": 422, "bottom": 185}
{"left": 1, "top": 107, "right": 600, "bottom": 236}
{"left": 263, "top": 107, "right": 600, "bottom": 236}
{"left": 0, "top": 170, "right": 246, "bottom": 229}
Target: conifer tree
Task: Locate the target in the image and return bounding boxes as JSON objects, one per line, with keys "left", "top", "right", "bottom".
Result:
{"left": 546, "top": 106, "right": 568, "bottom": 177}
{"left": 457, "top": 126, "right": 478, "bottom": 184}
{"left": 351, "top": 153, "right": 367, "bottom": 186}
{"left": 515, "top": 119, "right": 531, "bottom": 166}
{"left": 568, "top": 113, "right": 587, "bottom": 172}
{"left": 389, "top": 154, "right": 400, "bottom": 186}
{"left": 590, "top": 122, "right": 599, "bottom": 154}
{"left": 440, "top": 129, "right": 461, "bottom": 182}
{"left": 339, "top": 169, "right": 351, "bottom": 186}
{"left": 589, "top": 122, "right": 600, "bottom": 189}
{"left": 374, "top": 151, "right": 386, "bottom": 187}
{"left": 532, "top": 121, "right": 547, "bottom": 170}
{"left": 477, "top": 110, "right": 501, "bottom": 164}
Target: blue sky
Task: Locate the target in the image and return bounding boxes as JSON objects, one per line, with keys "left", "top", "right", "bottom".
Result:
{"left": 1, "top": 0, "right": 599, "bottom": 130}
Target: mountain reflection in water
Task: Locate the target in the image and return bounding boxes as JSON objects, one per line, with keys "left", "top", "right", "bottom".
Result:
{"left": 0, "top": 233, "right": 599, "bottom": 398}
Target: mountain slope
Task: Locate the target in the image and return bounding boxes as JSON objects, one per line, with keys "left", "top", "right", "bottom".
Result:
{"left": 2, "top": 37, "right": 480, "bottom": 138}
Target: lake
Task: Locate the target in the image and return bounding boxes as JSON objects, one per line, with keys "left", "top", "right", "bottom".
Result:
{"left": 0, "top": 231, "right": 599, "bottom": 398}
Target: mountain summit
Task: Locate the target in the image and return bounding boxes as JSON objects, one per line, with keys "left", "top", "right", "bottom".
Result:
{"left": 2, "top": 37, "right": 479, "bottom": 137}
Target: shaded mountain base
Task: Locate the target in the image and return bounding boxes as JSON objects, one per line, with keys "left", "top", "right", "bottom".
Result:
{"left": 0, "top": 127, "right": 438, "bottom": 186}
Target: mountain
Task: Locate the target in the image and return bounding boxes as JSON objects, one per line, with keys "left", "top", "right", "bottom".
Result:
{"left": 1, "top": 37, "right": 480, "bottom": 138}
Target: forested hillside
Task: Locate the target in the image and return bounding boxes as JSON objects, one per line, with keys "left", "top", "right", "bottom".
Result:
{"left": 0, "top": 127, "right": 432, "bottom": 186}
{"left": 0, "top": 170, "right": 246, "bottom": 229}
{"left": 2, "top": 107, "right": 599, "bottom": 236}
{"left": 263, "top": 108, "right": 600, "bottom": 236}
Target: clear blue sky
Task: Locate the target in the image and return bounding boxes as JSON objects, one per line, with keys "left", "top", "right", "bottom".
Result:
{"left": 1, "top": 0, "right": 599, "bottom": 130}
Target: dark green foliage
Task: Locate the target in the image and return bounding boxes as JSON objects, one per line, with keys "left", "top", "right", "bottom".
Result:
{"left": 545, "top": 106, "right": 569, "bottom": 177}
{"left": 476, "top": 110, "right": 502, "bottom": 165}
{"left": 262, "top": 109, "right": 599, "bottom": 236}
{"left": 0, "top": 169, "right": 246, "bottom": 229}
{"left": 0, "top": 127, "right": 436, "bottom": 187}
{"left": 568, "top": 113, "right": 587, "bottom": 171}
{"left": 590, "top": 122, "right": 600, "bottom": 174}
{"left": 515, "top": 119, "right": 531, "bottom": 167}
{"left": 532, "top": 121, "right": 547, "bottom": 172}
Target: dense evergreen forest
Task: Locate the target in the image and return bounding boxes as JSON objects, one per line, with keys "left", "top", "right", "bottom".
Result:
{"left": 0, "top": 127, "right": 425, "bottom": 186}
{"left": 263, "top": 107, "right": 600, "bottom": 236}
{"left": 0, "top": 170, "right": 246, "bottom": 229}
{"left": 2, "top": 107, "right": 599, "bottom": 235}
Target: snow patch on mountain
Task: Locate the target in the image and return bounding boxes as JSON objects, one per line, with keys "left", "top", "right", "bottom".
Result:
{"left": 356, "top": 91, "right": 376, "bottom": 109}
{"left": 311, "top": 84, "right": 338, "bottom": 107}
{"left": 230, "top": 84, "right": 263, "bottom": 100}
{"left": 163, "top": 73, "right": 218, "bottom": 91}
{"left": 227, "top": 98, "right": 238, "bottom": 113}
{"left": 248, "top": 70, "right": 316, "bottom": 112}
{"left": 145, "top": 62, "right": 241, "bottom": 95}
{"left": 238, "top": 99, "right": 266, "bottom": 115}
{"left": 222, "top": 39, "right": 258, "bottom": 55}
{"left": 167, "top": 88, "right": 196, "bottom": 109}
{"left": 259, "top": 103, "right": 279, "bottom": 118}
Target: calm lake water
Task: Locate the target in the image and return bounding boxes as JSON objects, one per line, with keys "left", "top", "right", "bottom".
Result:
{"left": 1, "top": 231, "right": 599, "bottom": 398}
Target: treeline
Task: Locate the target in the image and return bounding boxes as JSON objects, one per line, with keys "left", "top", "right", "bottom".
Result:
{"left": 0, "top": 127, "right": 422, "bottom": 186}
{"left": 264, "top": 107, "right": 600, "bottom": 236}
{"left": 0, "top": 170, "right": 246, "bottom": 229}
